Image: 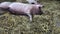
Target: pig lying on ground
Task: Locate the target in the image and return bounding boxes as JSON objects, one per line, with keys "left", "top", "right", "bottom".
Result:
{"left": 8, "top": 2, "right": 43, "bottom": 22}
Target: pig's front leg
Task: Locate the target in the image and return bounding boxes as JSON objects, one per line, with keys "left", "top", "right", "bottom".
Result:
{"left": 27, "top": 13, "right": 33, "bottom": 22}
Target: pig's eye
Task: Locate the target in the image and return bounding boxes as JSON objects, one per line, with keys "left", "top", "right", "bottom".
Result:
{"left": 39, "top": 7, "right": 41, "bottom": 9}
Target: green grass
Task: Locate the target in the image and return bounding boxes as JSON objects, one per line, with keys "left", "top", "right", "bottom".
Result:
{"left": 0, "top": 1, "right": 60, "bottom": 34}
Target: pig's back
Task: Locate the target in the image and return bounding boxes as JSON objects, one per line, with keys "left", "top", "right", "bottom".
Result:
{"left": 9, "top": 2, "right": 32, "bottom": 12}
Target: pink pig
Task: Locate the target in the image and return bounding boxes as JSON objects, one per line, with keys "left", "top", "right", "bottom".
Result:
{"left": 8, "top": 2, "right": 43, "bottom": 22}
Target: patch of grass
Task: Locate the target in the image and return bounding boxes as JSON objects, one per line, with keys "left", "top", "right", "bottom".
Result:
{"left": 0, "top": 1, "right": 60, "bottom": 34}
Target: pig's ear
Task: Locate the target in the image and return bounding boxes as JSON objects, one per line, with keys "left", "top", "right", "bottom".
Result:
{"left": 40, "top": 5, "right": 44, "bottom": 8}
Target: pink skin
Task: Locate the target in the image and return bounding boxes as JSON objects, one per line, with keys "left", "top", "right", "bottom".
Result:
{"left": 0, "top": 2, "right": 11, "bottom": 9}
{"left": 8, "top": 2, "right": 43, "bottom": 22}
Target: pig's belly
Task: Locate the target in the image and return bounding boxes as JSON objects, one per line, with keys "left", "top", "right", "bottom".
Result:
{"left": 9, "top": 8, "right": 27, "bottom": 15}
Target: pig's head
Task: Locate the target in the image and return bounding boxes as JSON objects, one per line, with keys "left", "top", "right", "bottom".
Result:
{"left": 35, "top": 4, "right": 44, "bottom": 15}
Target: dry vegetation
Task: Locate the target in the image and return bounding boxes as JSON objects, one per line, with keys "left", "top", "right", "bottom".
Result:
{"left": 0, "top": 1, "right": 60, "bottom": 34}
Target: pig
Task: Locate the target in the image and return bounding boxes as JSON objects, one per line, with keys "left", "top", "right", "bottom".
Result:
{"left": 0, "top": 2, "right": 12, "bottom": 10}
{"left": 8, "top": 2, "right": 43, "bottom": 22}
